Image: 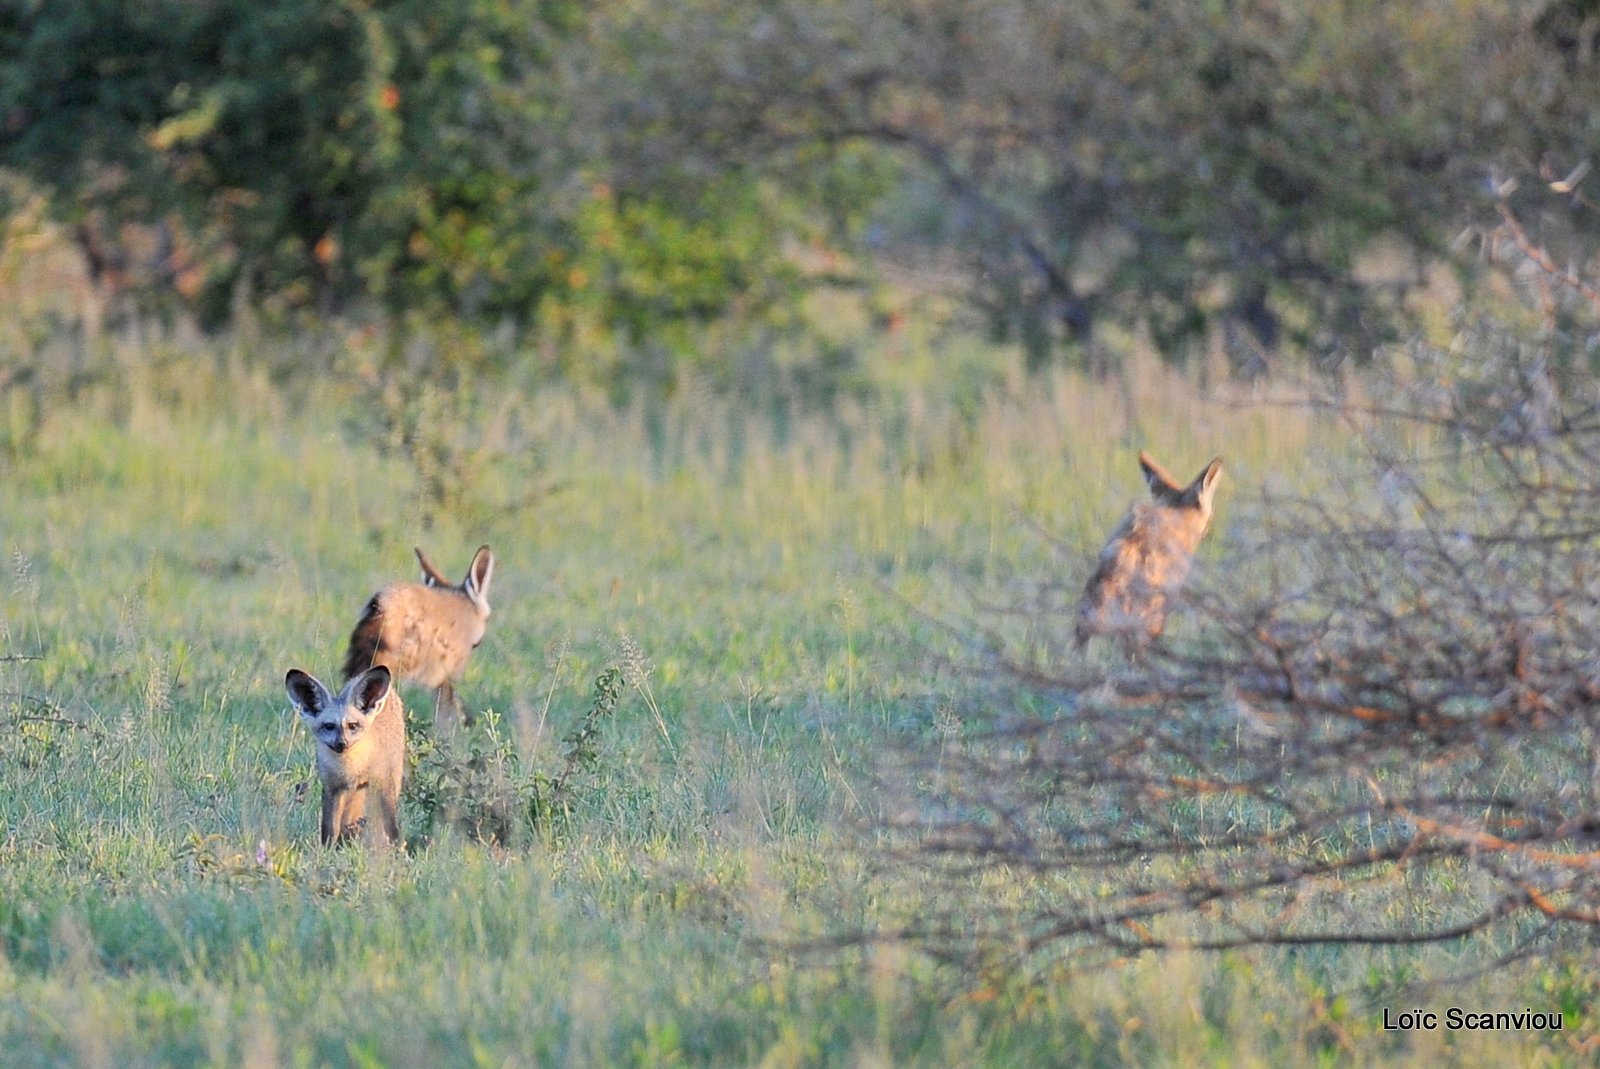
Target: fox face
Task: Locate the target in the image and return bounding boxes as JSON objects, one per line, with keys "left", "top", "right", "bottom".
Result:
{"left": 286, "top": 666, "right": 392, "bottom": 755}
{"left": 284, "top": 665, "right": 406, "bottom": 846}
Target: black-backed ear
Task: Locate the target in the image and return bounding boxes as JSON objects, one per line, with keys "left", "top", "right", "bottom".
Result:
{"left": 465, "top": 545, "right": 494, "bottom": 606}
{"left": 1189, "top": 456, "right": 1224, "bottom": 509}
{"left": 350, "top": 665, "right": 393, "bottom": 713}
{"left": 1138, "top": 450, "right": 1185, "bottom": 503}
{"left": 415, "top": 547, "right": 449, "bottom": 588}
{"left": 285, "top": 669, "right": 331, "bottom": 717}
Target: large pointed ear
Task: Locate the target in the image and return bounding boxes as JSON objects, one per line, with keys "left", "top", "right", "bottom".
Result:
{"left": 349, "top": 665, "right": 393, "bottom": 715}
{"left": 1187, "top": 457, "right": 1224, "bottom": 510}
{"left": 1138, "top": 451, "right": 1186, "bottom": 504}
{"left": 285, "top": 669, "right": 331, "bottom": 719}
{"left": 415, "top": 547, "right": 450, "bottom": 588}
{"left": 464, "top": 545, "right": 494, "bottom": 610}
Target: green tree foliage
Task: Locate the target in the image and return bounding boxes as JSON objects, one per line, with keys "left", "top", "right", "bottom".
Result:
{"left": 586, "top": 0, "right": 1600, "bottom": 370}
{"left": 4, "top": 1, "right": 1600, "bottom": 375}
{"left": 0, "top": 0, "right": 796, "bottom": 343}
{"left": 2, "top": 0, "right": 391, "bottom": 319}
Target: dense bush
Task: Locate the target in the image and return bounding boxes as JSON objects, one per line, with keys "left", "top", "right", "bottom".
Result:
{"left": 0, "top": 0, "right": 799, "bottom": 343}
{"left": 5, "top": 0, "right": 1600, "bottom": 374}
{"left": 587, "top": 0, "right": 1600, "bottom": 369}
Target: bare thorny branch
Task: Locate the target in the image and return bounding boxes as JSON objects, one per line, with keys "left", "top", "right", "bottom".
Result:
{"left": 861, "top": 191, "right": 1600, "bottom": 978}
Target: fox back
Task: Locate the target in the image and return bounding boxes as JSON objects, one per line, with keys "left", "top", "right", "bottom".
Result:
{"left": 347, "top": 547, "right": 496, "bottom": 729}
{"left": 285, "top": 665, "right": 406, "bottom": 846}
{"left": 342, "top": 544, "right": 494, "bottom": 727}
{"left": 1076, "top": 451, "right": 1223, "bottom": 649}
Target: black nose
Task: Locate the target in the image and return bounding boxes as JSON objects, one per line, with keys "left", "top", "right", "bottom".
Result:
{"left": 328, "top": 740, "right": 346, "bottom": 754}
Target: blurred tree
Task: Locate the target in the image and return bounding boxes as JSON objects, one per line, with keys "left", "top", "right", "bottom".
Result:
{"left": 871, "top": 195, "right": 1600, "bottom": 975}
{"left": 0, "top": 0, "right": 383, "bottom": 323}
{"left": 5, "top": 0, "right": 1599, "bottom": 376}
{"left": 0, "top": 0, "right": 799, "bottom": 351}
{"left": 584, "top": 0, "right": 1600, "bottom": 371}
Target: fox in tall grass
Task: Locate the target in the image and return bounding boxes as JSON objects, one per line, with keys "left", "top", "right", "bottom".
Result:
{"left": 342, "top": 544, "right": 495, "bottom": 731}
{"left": 285, "top": 665, "right": 406, "bottom": 846}
{"left": 1075, "top": 451, "right": 1223, "bottom": 650}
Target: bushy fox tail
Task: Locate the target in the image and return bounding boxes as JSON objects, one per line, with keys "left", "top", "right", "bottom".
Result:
{"left": 342, "top": 594, "right": 384, "bottom": 682}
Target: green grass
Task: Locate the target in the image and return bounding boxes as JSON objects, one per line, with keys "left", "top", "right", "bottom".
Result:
{"left": 0, "top": 328, "right": 1588, "bottom": 1067}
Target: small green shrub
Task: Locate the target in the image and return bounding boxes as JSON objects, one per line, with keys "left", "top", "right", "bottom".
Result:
{"left": 404, "top": 667, "right": 625, "bottom": 848}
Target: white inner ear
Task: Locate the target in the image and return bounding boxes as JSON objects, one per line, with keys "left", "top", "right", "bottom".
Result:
{"left": 468, "top": 555, "right": 494, "bottom": 609}
{"left": 287, "top": 673, "right": 331, "bottom": 717}
{"left": 1197, "top": 464, "right": 1222, "bottom": 509}
{"left": 416, "top": 548, "right": 448, "bottom": 587}
{"left": 292, "top": 688, "right": 325, "bottom": 721}
{"left": 355, "top": 670, "right": 391, "bottom": 712}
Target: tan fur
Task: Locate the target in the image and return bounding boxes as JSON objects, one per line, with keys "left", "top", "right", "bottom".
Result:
{"left": 285, "top": 666, "right": 406, "bottom": 847}
{"left": 342, "top": 545, "right": 494, "bottom": 731}
{"left": 1076, "top": 451, "right": 1223, "bottom": 650}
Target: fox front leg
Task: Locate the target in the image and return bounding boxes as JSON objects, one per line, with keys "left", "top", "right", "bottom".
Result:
{"left": 374, "top": 784, "right": 401, "bottom": 846}
{"left": 320, "top": 787, "right": 344, "bottom": 846}
{"left": 322, "top": 786, "right": 368, "bottom": 845}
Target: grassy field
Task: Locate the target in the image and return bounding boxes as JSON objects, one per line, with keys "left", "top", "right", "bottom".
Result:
{"left": 0, "top": 320, "right": 1591, "bottom": 1067}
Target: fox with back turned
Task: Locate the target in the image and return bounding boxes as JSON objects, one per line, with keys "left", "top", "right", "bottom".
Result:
{"left": 342, "top": 544, "right": 495, "bottom": 731}
{"left": 1075, "top": 451, "right": 1223, "bottom": 651}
